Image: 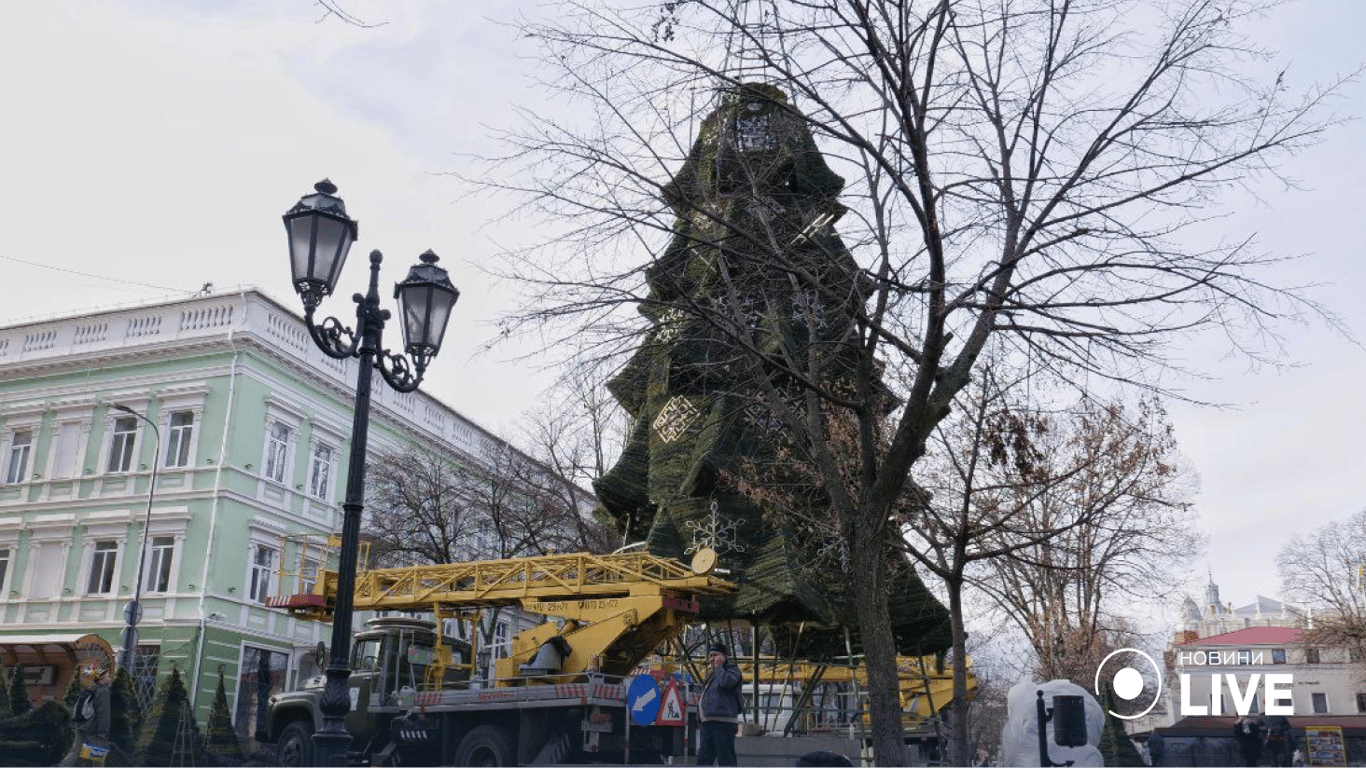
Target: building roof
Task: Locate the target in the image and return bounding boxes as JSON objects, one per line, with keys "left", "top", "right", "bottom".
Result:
{"left": 1180, "top": 626, "right": 1304, "bottom": 646}
{"left": 1158, "top": 715, "right": 1366, "bottom": 738}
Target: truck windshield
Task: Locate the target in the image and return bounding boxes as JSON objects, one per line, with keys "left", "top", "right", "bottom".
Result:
{"left": 353, "top": 639, "right": 383, "bottom": 672}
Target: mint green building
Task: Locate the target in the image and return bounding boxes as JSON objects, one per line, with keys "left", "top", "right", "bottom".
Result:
{"left": 0, "top": 289, "right": 536, "bottom": 747}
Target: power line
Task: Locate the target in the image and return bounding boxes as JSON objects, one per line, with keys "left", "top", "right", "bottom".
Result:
{"left": 1, "top": 254, "right": 184, "bottom": 293}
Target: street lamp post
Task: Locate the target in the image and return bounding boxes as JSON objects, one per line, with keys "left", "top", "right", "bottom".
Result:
{"left": 282, "top": 179, "right": 458, "bottom": 767}
{"left": 112, "top": 403, "right": 161, "bottom": 674}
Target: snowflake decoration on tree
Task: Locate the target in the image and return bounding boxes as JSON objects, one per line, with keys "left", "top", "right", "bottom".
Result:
{"left": 685, "top": 500, "right": 746, "bottom": 555}
{"left": 814, "top": 534, "right": 851, "bottom": 573}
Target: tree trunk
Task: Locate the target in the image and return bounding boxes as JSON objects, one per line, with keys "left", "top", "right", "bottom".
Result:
{"left": 851, "top": 514, "right": 906, "bottom": 766}
{"left": 948, "top": 578, "right": 971, "bottom": 767}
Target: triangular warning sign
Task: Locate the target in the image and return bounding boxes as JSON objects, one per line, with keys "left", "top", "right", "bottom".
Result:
{"left": 656, "top": 681, "right": 686, "bottom": 726}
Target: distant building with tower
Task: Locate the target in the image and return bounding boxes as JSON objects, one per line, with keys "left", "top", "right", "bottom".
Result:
{"left": 1145, "top": 576, "right": 1366, "bottom": 765}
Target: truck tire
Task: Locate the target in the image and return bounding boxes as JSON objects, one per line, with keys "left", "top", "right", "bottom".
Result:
{"left": 277, "top": 720, "right": 315, "bottom": 767}
{"left": 453, "top": 724, "right": 517, "bottom": 766}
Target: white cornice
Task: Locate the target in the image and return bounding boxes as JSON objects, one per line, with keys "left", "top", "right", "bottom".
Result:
{"left": 0, "top": 289, "right": 561, "bottom": 486}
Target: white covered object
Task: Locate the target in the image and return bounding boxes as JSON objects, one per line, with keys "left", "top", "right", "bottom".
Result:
{"left": 999, "top": 679, "right": 1105, "bottom": 767}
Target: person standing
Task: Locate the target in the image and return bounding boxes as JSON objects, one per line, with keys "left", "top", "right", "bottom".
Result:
{"left": 697, "top": 643, "right": 744, "bottom": 766}
{"left": 1234, "top": 715, "right": 1263, "bottom": 768}
{"left": 1263, "top": 714, "right": 1294, "bottom": 767}
{"left": 1146, "top": 730, "right": 1166, "bottom": 767}
{"left": 60, "top": 667, "right": 112, "bottom": 766}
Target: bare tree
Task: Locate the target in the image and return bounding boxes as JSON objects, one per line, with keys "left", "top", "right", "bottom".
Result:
{"left": 966, "top": 395, "right": 1201, "bottom": 685}
{"left": 365, "top": 441, "right": 608, "bottom": 566}
{"left": 900, "top": 363, "right": 1199, "bottom": 760}
{"left": 481, "top": 0, "right": 1343, "bottom": 760}
{"left": 1277, "top": 508, "right": 1366, "bottom": 664}
{"left": 517, "top": 365, "right": 627, "bottom": 502}
{"left": 364, "top": 439, "right": 614, "bottom": 663}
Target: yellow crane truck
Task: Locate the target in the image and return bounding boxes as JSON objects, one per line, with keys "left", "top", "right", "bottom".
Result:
{"left": 259, "top": 550, "right": 735, "bottom": 766}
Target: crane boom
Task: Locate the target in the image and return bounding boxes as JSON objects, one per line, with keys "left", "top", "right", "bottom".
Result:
{"left": 267, "top": 549, "right": 737, "bottom": 682}
{"left": 268, "top": 550, "right": 734, "bottom": 618}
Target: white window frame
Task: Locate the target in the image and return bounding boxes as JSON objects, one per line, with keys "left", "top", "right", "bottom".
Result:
{"left": 144, "top": 535, "right": 176, "bottom": 593}
{"left": 248, "top": 543, "right": 277, "bottom": 603}
{"left": 0, "top": 547, "right": 10, "bottom": 598}
{"left": 300, "top": 557, "right": 320, "bottom": 595}
{"left": 1312, "top": 691, "right": 1330, "bottom": 714}
{"left": 163, "top": 411, "right": 195, "bottom": 469}
{"left": 263, "top": 421, "right": 293, "bottom": 485}
{"left": 307, "top": 440, "right": 335, "bottom": 500}
{"left": 4, "top": 428, "right": 34, "bottom": 484}
{"left": 46, "top": 418, "right": 90, "bottom": 481}
{"left": 106, "top": 416, "right": 139, "bottom": 473}
{"left": 21, "top": 527, "right": 71, "bottom": 599}
{"left": 87, "top": 540, "right": 119, "bottom": 595}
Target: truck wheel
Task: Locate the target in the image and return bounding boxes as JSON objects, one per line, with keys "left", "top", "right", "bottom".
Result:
{"left": 277, "top": 720, "right": 315, "bottom": 767}
{"left": 453, "top": 724, "right": 517, "bottom": 766}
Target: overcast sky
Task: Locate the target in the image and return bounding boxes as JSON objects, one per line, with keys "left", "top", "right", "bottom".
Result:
{"left": 2, "top": 0, "right": 1362, "bottom": 618}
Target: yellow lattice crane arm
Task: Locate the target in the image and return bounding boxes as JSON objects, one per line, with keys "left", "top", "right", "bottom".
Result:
{"left": 267, "top": 550, "right": 737, "bottom": 684}
{"left": 268, "top": 550, "right": 734, "bottom": 618}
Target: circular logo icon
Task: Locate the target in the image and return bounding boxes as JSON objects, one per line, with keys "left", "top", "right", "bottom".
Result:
{"left": 1094, "top": 648, "right": 1163, "bottom": 720}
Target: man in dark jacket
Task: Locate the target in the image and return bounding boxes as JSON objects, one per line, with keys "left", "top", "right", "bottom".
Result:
{"left": 60, "top": 667, "right": 112, "bottom": 766}
{"left": 1146, "top": 730, "right": 1166, "bottom": 767}
{"left": 1234, "top": 715, "right": 1263, "bottom": 767}
{"left": 1263, "top": 714, "right": 1294, "bottom": 767}
{"left": 698, "top": 643, "right": 744, "bottom": 766}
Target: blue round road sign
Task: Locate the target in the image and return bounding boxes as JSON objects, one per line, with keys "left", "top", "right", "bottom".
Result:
{"left": 625, "top": 674, "right": 661, "bottom": 726}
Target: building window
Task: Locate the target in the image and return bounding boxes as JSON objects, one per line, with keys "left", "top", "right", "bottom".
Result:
{"left": 50, "top": 422, "right": 83, "bottom": 479}
{"left": 107, "top": 417, "right": 138, "bottom": 473}
{"left": 1312, "top": 692, "right": 1329, "bottom": 713}
{"left": 132, "top": 646, "right": 160, "bottom": 710}
{"left": 87, "top": 540, "right": 118, "bottom": 594}
{"left": 307, "top": 442, "right": 334, "bottom": 500}
{"left": 234, "top": 646, "right": 289, "bottom": 749}
{"left": 249, "top": 545, "right": 276, "bottom": 603}
{"left": 1272, "top": 648, "right": 1287, "bottom": 664}
{"left": 493, "top": 620, "right": 510, "bottom": 659}
{"left": 4, "top": 429, "right": 33, "bottom": 484}
{"left": 164, "top": 412, "right": 194, "bottom": 468}
{"left": 0, "top": 548, "right": 9, "bottom": 596}
{"left": 145, "top": 536, "right": 174, "bottom": 593}
{"left": 1356, "top": 693, "right": 1366, "bottom": 713}
{"left": 300, "top": 558, "right": 319, "bottom": 595}
{"left": 1351, "top": 647, "right": 1364, "bottom": 664}
{"left": 1305, "top": 648, "right": 1321, "bottom": 665}
{"left": 264, "top": 422, "right": 291, "bottom": 483}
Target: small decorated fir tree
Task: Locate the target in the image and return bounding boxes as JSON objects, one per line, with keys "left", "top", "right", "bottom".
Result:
{"left": 203, "top": 671, "right": 244, "bottom": 764}
{"left": 7, "top": 664, "right": 31, "bottom": 715}
{"left": 133, "top": 668, "right": 205, "bottom": 767}
{"left": 0, "top": 667, "right": 12, "bottom": 719}
{"left": 1098, "top": 683, "right": 1146, "bottom": 767}
{"left": 61, "top": 666, "right": 84, "bottom": 710}
{"left": 0, "top": 699, "right": 73, "bottom": 766}
{"left": 110, "top": 666, "right": 143, "bottom": 761}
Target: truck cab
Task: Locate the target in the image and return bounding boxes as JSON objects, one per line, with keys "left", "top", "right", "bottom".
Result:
{"left": 261, "top": 617, "right": 468, "bottom": 766}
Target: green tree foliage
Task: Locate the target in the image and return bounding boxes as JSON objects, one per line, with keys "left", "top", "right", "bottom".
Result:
{"left": 7, "top": 664, "right": 31, "bottom": 715}
{"left": 0, "top": 699, "right": 73, "bottom": 766}
{"left": 62, "top": 668, "right": 83, "bottom": 709}
{"left": 0, "top": 667, "right": 11, "bottom": 720}
{"left": 203, "top": 671, "right": 243, "bottom": 764}
{"left": 133, "top": 668, "right": 204, "bottom": 767}
{"left": 110, "top": 667, "right": 143, "bottom": 762}
{"left": 1097, "top": 685, "right": 1145, "bottom": 767}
